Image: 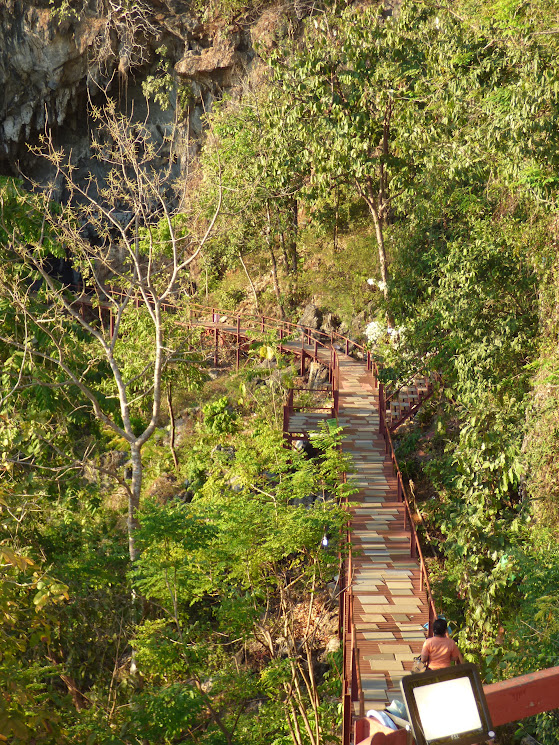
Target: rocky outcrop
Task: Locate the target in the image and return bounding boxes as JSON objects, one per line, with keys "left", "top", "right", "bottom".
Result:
{"left": 0, "top": 1, "right": 106, "bottom": 169}
{"left": 175, "top": 32, "right": 243, "bottom": 78}
{"left": 299, "top": 303, "right": 323, "bottom": 331}
{"left": 0, "top": 0, "right": 269, "bottom": 178}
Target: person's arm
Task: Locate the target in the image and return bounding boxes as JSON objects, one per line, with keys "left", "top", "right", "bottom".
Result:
{"left": 420, "top": 639, "right": 430, "bottom": 664}
{"left": 451, "top": 641, "right": 464, "bottom": 665}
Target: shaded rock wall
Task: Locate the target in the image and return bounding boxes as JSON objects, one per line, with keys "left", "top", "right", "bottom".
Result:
{"left": 0, "top": 0, "right": 101, "bottom": 170}
{"left": 0, "top": 0, "right": 261, "bottom": 179}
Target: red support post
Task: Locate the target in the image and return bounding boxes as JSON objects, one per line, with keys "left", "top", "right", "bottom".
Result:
{"left": 342, "top": 692, "right": 353, "bottom": 745}
{"left": 236, "top": 316, "right": 240, "bottom": 371}
{"left": 334, "top": 366, "right": 339, "bottom": 416}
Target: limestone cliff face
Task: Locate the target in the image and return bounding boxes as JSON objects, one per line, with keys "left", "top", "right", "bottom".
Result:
{"left": 0, "top": 0, "right": 266, "bottom": 177}
{"left": 0, "top": 0, "right": 100, "bottom": 169}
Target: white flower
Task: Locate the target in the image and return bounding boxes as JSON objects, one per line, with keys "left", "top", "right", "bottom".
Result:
{"left": 377, "top": 280, "right": 387, "bottom": 292}
{"left": 367, "top": 278, "right": 375, "bottom": 286}
{"left": 365, "top": 321, "right": 386, "bottom": 346}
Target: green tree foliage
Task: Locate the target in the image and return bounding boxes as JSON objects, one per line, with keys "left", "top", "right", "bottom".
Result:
{"left": 0, "top": 543, "right": 69, "bottom": 742}
{"left": 126, "top": 420, "right": 351, "bottom": 745}
{"left": 201, "top": 87, "right": 303, "bottom": 316}
{"left": 266, "top": 3, "right": 437, "bottom": 303}
{"left": 5, "top": 0, "right": 559, "bottom": 742}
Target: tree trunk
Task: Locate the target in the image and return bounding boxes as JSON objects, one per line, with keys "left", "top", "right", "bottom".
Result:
{"left": 370, "top": 205, "right": 389, "bottom": 300}
{"left": 359, "top": 179, "right": 395, "bottom": 326}
{"left": 266, "top": 203, "right": 285, "bottom": 319}
{"left": 128, "top": 442, "right": 142, "bottom": 562}
{"left": 269, "top": 245, "right": 285, "bottom": 319}
{"left": 239, "top": 251, "right": 259, "bottom": 312}
{"left": 333, "top": 185, "right": 340, "bottom": 253}
{"left": 167, "top": 383, "right": 179, "bottom": 471}
{"left": 288, "top": 198, "right": 298, "bottom": 274}
{"left": 280, "top": 232, "right": 290, "bottom": 273}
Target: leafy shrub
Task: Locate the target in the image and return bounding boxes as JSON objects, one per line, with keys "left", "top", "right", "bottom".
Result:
{"left": 203, "top": 397, "right": 238, "bottom": 434}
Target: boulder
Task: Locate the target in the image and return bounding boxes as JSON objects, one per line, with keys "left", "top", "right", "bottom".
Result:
{"left": 321, "top": 312, "right": 340, "bottom": 335}
{"left": 307, "top": 361, "right": 329, "bottom": 389}
{"left": 299, "top": 303, "right": 322, "bottom": 331}
{"left": 175, "top": 37, "right": 240, "bottom": 77}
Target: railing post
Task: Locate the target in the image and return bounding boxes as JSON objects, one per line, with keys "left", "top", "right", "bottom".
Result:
{"left": 342, "top": 692, "right": 352, "bottom": 745}
{"left": 351, "top": 646, "right": 359, "bottom": 700}
{"left": 334, "top": 365, "right": 339, "bottom": 416}
{"left": 379, "top": 383, "right": 385, "bottom": 435}
{"left": 236, "top": 316, "right": 240, "bottom": 371}
{"left": 214, "top": 327, "right": 218, "bottom": 366}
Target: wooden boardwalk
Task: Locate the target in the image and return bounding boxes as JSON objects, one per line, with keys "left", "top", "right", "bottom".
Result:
{"left": 184, "top": 314, "right": 431, "bottom": 732}
{"left": 286, "top": 348, "right": 430, "bottom": 716}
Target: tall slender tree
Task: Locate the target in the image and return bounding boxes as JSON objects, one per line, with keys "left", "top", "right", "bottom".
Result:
{"left": 0, "top": 101, "right": 221, "bottom": 562}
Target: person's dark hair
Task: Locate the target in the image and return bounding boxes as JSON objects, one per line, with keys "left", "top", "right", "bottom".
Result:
{"left": 433, "top": 618, "right": 448, "bottom": 637}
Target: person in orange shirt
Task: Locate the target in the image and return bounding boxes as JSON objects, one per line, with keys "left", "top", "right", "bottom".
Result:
{"left": 420, "top": 618, "right": 464, "bottom": 670}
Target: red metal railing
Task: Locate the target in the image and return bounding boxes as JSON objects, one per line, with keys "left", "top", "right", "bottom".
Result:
{"left": 341, "top": 367, "right": 437, "bottom": 745}
{"left": 72, "top": 293, "right": 371, "bottom": 367}
{"left": 378, "top": 390, "right": 437, "bottom": 631}
{"left": 354, "top": 665, "right": 559, "bottom": 745}
{"left": 73, "top": 294, "right": 442, "bottom": 743}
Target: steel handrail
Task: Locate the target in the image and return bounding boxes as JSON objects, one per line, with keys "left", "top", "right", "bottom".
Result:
{"left": 380, "top": 404, "right": 437, "bottom": 631}
{"left": 74, "top": 291, "right": 434, "bottom": 734}
{"left": 384, "top": 365, "right": 435, "bottom": 404}
{"left": 71, "top": 293, "right": 373, "bottom": 364}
